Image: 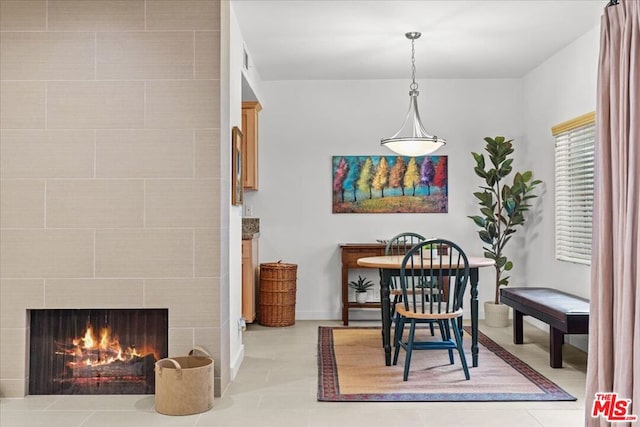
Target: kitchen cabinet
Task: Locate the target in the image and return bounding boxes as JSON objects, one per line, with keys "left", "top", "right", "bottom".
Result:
{"left": 242, "top": 237, "right": 259, "bottom": 323}
{"left": 241, "top": 101, "right": 261, "bottom": 190}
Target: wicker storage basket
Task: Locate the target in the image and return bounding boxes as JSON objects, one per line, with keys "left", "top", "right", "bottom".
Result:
{"left": 259, "top": 262, "right": 297, "bottom": 327}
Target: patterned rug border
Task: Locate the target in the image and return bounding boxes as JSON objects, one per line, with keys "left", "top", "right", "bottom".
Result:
{"left": 317, "top": 326, "right": 577, "bottom": 402}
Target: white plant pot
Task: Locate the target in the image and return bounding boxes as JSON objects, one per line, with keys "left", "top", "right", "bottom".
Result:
{"left": 484, "top": 301, "right": 510, "bottom": 328}
{"left": 355, "top": 292, "right": 368, "bottom": 304}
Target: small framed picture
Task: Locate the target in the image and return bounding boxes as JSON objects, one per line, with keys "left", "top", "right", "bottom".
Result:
{"left": 232, "top": 126, "right": 244, "bottom": 206}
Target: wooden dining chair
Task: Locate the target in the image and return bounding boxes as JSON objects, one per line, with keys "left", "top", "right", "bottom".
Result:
{"left": 384, "top": 232, "right": 426, "bottom": 318}
{"left": 392, "top": 238, "right": 471, "bottom": 381}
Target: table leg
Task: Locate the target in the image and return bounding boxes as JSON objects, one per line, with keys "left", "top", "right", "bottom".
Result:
{"left": 342, "top": 264, "right": 349, "bottom": 326}
{"left": 470, "top": 268, "right": 479, "bottom": 367}
{"left": 380, "top": 269, "right": 392, "bottom": 366}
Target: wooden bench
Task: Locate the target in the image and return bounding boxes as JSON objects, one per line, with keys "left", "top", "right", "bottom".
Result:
{"left": 500, "top": 287, "right": 589, "bottom": 368}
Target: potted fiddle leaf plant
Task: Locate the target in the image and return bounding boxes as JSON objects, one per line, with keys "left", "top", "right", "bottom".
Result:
{"left": 469, "top": 136, "right": 542, "bottom": 327}
{"left": 349, "top": 275, "right": 374, "bottom": 304}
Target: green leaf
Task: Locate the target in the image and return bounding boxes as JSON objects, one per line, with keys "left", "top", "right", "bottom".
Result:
{"left": 468, "top": 215, "right": 486, "bottom": 228}
{"left": 474, "top": 165, "right": 488, "bottom": 178}
{"left": 480, "top": 207, "right": 495, "bottom": 219}
{"left": 471, "top": 152, "right": 485, "bottom": 169}
{"left": 479, "top": 230, "right": 493, "bottom": 244}
{"left": 504, "top": 198, "right": 517, "bottom": 214}
{"left": 504, "top": 261, "right": 513, "bottom": 271}
{"left": 483, "top": 251, "right": 496, "bottom": 259}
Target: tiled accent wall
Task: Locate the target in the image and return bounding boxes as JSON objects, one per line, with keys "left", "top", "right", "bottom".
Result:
{"left": 0, "top": 0, "right": 227, "bottom": 397}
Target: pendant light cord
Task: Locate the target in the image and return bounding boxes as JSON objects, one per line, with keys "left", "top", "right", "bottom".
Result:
{"left": 410, "top": 38, "right": 418, "bottom": 92}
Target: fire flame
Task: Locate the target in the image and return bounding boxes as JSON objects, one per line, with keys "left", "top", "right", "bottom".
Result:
{"left": 59, "top": 324, "right": 157, "bottom": 369}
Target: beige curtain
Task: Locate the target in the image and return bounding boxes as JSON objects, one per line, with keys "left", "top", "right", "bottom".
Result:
{"left": 585, "top": 1, "right": 640, "bottom": 426}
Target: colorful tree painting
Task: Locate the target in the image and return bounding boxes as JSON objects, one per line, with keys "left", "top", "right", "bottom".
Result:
{"left": 404, "top": 157, "right": 420, "bottom": 196}
{"left": 389, "top": 156, "right": 407, "bottom": 195}
{"left": 357, "top": 157, "right": 374, "bottom": 199}
{"left": 332, "top": 157, "right": 349, "bottom": 202}
{"left": 332, "top": 155, "right": 448, "bottom": 213}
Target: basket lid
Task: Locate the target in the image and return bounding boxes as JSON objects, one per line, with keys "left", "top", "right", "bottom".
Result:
{"left": 260, "top": 261, "right": 297, "bottom": 268}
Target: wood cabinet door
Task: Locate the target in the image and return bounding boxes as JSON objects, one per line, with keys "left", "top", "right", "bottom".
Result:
{"left": 241, "top": 101, "right": 261, "bottom": 190}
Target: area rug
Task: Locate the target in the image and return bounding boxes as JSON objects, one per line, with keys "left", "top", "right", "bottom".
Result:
{"left": 317, "top": 326, "right": 576, "bottom": 402}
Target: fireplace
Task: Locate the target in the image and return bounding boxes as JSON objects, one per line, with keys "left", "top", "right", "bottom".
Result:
{"left": 29, "top": 309, "right": 168, "bottom": 395}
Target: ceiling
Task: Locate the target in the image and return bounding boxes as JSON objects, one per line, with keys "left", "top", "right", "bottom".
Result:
{"left": 233, "top": 0, "right": 605, "bottom": 81}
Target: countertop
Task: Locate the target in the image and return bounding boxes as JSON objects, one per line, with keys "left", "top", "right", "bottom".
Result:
{"left": 242, "top": 217, "right": 259, "bottom": 240}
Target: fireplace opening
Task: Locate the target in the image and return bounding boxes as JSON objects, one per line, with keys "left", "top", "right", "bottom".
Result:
{"left": 29, "top": 309, "right": 168, "bottom": 395}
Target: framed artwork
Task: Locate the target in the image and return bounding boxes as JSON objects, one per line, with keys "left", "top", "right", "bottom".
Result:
{"left": 332, "top": 155, "right": 448, "bottom": 213}
{"left": 232, "top": 127, "right": 244, "bottom": 206}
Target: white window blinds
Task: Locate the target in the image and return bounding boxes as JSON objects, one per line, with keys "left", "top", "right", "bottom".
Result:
{"left": 552, "top": 112, "right": 595, "bottom": 265}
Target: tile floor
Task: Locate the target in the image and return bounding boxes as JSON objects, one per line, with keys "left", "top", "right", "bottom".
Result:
{"left": 0, "top": 320, "right": 588, "bottom": 427}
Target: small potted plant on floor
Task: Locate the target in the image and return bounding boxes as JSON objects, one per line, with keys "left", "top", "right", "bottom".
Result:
{"left": 350, "top": 275, "right": 374, "bottom": 304}
{"left": 469, "top": 136, "right": 542, "bottom": 327}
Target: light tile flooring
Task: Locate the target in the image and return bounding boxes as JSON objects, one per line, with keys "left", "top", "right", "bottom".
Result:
{"left": 0, "top": 320, "right": 588, "bottom": 427}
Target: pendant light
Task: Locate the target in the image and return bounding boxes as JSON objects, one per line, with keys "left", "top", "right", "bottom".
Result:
{"left": 381, "top": 32, "right": 446, "bottom": 157}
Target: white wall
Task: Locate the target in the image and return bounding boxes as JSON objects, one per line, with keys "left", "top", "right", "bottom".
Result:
{"left": 520, "top": 25, "right": 599, "bottom": 350}
{"left": 521, "top": 25, "right": 600, "bottom": 300}
{"left": 225, "top": 4, "right": 244, "bottom": 377}
{"left": 244, "top": 78, "right": 525, "bottom": 319}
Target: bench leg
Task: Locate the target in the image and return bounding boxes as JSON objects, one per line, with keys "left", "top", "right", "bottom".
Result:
{"left": 550, "top": 327, "right": 564, "bottom": 368}
{"left": 513, "top": 310, "right": 524, "bottom": 344}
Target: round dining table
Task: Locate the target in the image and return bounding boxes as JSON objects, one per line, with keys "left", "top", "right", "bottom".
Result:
{"left": 357, "top": 254, "right": 494, "bottom": 367}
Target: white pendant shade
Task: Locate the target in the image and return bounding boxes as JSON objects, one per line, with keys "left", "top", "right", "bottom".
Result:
{"left": 381, "top": 90, "right": 445, "bottom": 156}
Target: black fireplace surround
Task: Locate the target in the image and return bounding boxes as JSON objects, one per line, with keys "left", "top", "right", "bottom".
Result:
{"left": 29, "top": 309, "right": 168, "bottom": 395}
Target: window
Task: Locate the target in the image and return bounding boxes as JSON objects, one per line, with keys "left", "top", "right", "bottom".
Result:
{"left": 552, "top": 112, "right": 595, "bottom": 265}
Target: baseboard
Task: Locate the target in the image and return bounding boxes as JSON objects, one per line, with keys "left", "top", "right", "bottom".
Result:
{"left": 230, "top": 344, "right": 244, "bottom": 381}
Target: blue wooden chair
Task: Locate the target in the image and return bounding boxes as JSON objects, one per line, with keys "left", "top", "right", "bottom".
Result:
{"left": 392, "top": 238, "right": 471, "bottom": 381}
{"left": 384, "top": 232, "right": 426, "bottom": 317}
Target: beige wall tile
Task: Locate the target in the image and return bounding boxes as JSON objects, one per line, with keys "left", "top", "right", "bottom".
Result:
{"left": 45, "top": 279, "right": 144, "bottom": 308}
{"left": 146, "top": 0, "right": 220, "bottom": 31}
{"left": 145, "top": 279, "right": 217, "bottom": 328}
{"left": 195, "top": 325, "right": 227, "bottom": 395}
{"left": 47, "top": 81, "right": 144, "bottom": 129}
{"left": 48, "top": 0, "right": 144, "bottom": 31}
{"left": 195, "top": 129, "right": 220, "bottom": 178}
{"left": 0, "top": 280, "right": 42, "bottom": 329}
{"left": 0, "top": 82, "right": 45, "bottom": 129}
{"left": 0, "top": 180, "right": 44, "bottom": 228}
{"left": 0, "top": 230, "right": 94, "bottom": 278}
{"left": 96, "top": 130, "right": 193, "bottom": 178}
{"left": 167, "top": 327, "right": 195, "bottom": 357}
{"left": 95, "top": 229, "right": 193, "bottom": 277}
{"left": 195, "top": 31, "right": 220, "bottom": 79}
{"left": 194, "top": 326, "right": 220, "bottom": 380}
{"left": 218, "top": 274, "right": 229, "bottom": 326}
{"left": 0, "top": 32, "right": 95, "bottom": 80}
{"left": 46, "top": 180, "right": 144, "bottom": 228}
{"left": 0, "top": 1, "right": 46, "bottom": 30}
{"left": 145, "top": 80, "right": 219, "bottom": 129}
{"left": 97, "top": 32, "right": 193, "bottom": 80}
{"left": 0, "top": 328, "right": 26, "bottom": 379}
{"left": 0, "top": 130, "right": 94, "bottom": 178}
{"left": 0, "top": 379, "right": 27, "bottom": 397}
{"left": 194, "top": 327, "right": 219, "bottom": 362}
{"left": 195, "top": 228, "right": 220, "bottom": 277}
{"left": 145, "top": 179, "right": 219, "bottom": 227}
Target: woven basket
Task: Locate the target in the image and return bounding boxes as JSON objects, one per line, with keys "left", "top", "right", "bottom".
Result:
{"left": 259, "top": 262, "right": 297, "bottom": 327}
